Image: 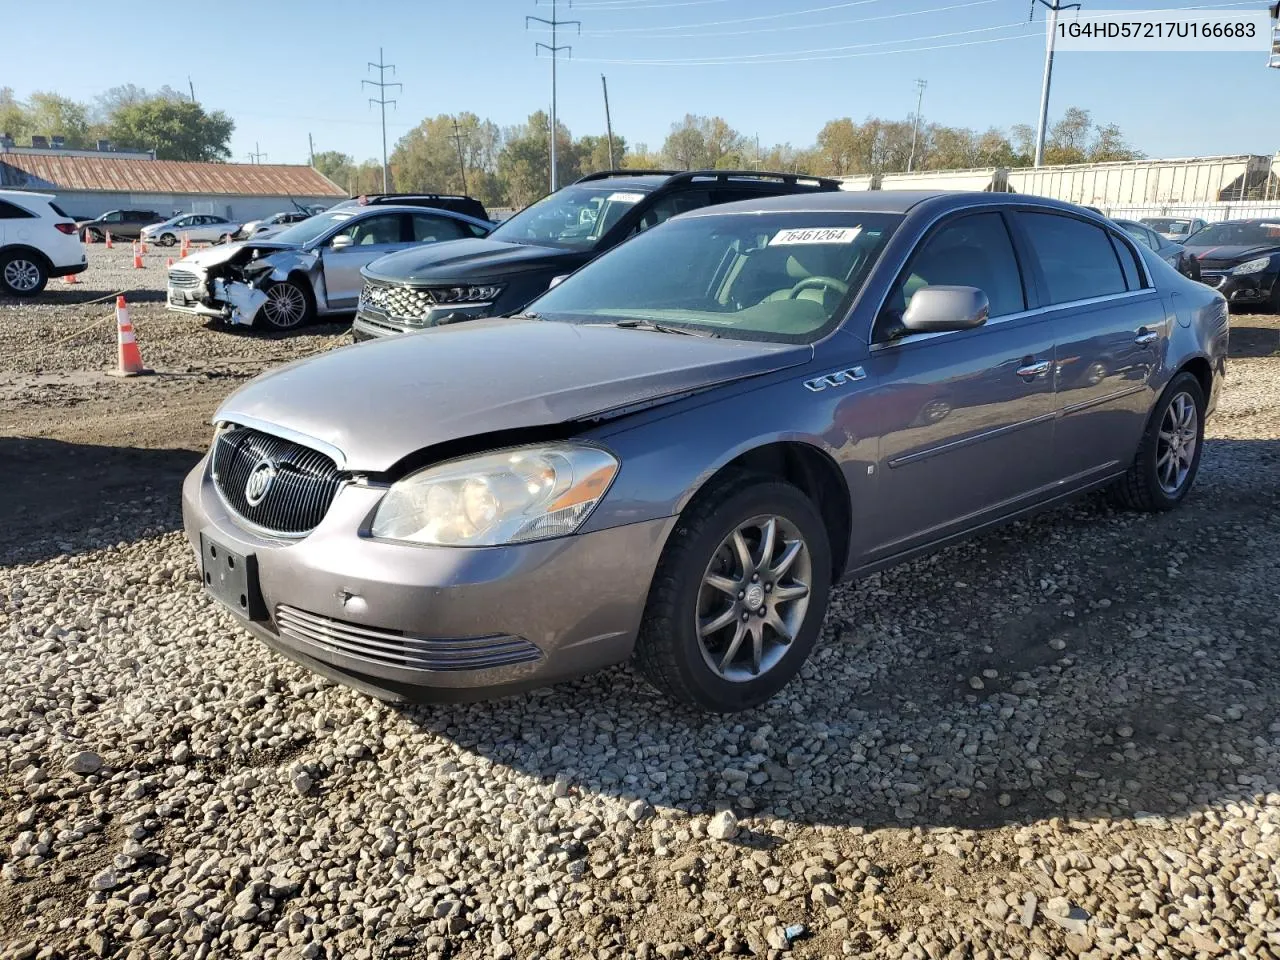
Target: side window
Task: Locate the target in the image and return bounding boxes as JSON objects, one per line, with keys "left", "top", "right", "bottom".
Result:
{"left": 1109, "top": 232, "right": 1147, "bottom": 291}
{"left": 345, "top": 213, "right": 404, "bottom": 246}
{"left": 883, "top": 212, "right": 1026, "bottom": 335}
{"left": 0, "top": 200, "right": 34, "bottom": 219}
{"left": 1019, "top": 212, "right": 1128, "bottom": 305}
{"left": 635, "top": 191, "right": 712, "bottom": 234}
{"left": 102, "top": 211, "right": 123, "bottom": 223}
{"left": 411, "top": 214, "right": 470, "bottom": 243}
{"left": 466, "top": 222, "right": 490, "bottom": 238}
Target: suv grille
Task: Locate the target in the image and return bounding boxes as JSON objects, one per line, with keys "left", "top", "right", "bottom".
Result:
{"left": 360, "top": 281, "right": 435, "bottom": 325}
{"left": 168, "top": 269, "right": 200, "bottom": 289}
{"left": 211, "top": 426, "right": 341, "bottom": 536}
{"left": 275, "top": 606, "right": 543, "bottom": 672}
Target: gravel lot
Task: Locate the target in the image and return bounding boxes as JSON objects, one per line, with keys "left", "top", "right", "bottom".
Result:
{"left": 2, "top": 245, "right": 1280, "bottom": 960}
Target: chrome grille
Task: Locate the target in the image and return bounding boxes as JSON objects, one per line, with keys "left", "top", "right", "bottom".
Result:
{"left": 211, "top": 426, "right": 341, "bottom": 536}
{"left": 1199, "top": 274, "right": 1225, "bottom": 288}
{"left": 360, "top": 281, "right": 436, "bottom": 325}
{"left": 168, "top": 269, "right": 201, "bottom": 289}
{"left": 275, "top": 606, "right": 543, "bottom": 672}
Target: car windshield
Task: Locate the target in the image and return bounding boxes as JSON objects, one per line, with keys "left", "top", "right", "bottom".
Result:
{"left": 268, "top": 211, "right": 358, "bottom": 246}
{"left": 528, "top": 212, "right": 902, "bottom": 342}
{"left": 488, "top": 184, "right": 652, "bottom": 249}
{"left": 1143, "top": 218, "right": 1194, "bottom": 236}
{"left": 1183, "top": 221, "right": 1280, "bottom": 247}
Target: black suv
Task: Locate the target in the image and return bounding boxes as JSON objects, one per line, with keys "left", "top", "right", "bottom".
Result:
{"left": 330, "top": 193, "right": 491, "bottom": 223}
{"left": 351, "top": 170, "right": 842, "bottom": 340}
{"left": 76, "top": 209, "right": 164, "bottom": 241}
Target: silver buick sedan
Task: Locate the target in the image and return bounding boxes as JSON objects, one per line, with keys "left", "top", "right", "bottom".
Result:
{"left": 184, "top": 191, "right": 1228, "bottom": 712}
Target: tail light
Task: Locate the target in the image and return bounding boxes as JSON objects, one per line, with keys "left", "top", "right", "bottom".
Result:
{"left": 55, "top": 222, "right": 78, "bottom": 235}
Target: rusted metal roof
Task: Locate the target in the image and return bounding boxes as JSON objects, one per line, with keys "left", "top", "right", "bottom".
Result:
{"left": 0, "top": 153, "right": 345, "bottom": 198}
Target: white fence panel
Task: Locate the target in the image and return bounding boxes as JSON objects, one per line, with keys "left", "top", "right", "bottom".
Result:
{"left": 1104, "top": 202, "right": 1280, "bottom": 223}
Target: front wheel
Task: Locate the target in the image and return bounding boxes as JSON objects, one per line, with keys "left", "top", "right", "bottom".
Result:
{"left": 1111, "top": 372, "right": 1206, "bottom": 511}
{"left": 0, "top": 251, "right": 48, "bottom": 298}
{"left": 256, "top": 279, "right": 314, "bottom": 331}
{"left": 636, "top": 474, "right": 832, "bottom": 712}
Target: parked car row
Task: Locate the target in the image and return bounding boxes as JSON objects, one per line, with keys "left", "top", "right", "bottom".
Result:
{"left": 182, "top": 185, "right": 1229, "bottom": 711}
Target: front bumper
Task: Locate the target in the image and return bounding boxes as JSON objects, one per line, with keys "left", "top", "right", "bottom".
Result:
{"left": 1199, "top": 270, "right": 1278, "bottom": 305}
{"left": 181, "top": 455, "right": 675, "bottom": 702}
{"left": 352, "top": 302, "right": 494, "bottom": 340}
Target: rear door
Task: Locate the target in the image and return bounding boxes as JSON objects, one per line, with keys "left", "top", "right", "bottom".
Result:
{"left": 1012, "top": 210, "right": 1164, "bottom": 486}
{"left": 861, "top": 209, "right": 1058, "bottom": 561}
{"left": 320, "top": 212, "right": 407, "bottom": 308}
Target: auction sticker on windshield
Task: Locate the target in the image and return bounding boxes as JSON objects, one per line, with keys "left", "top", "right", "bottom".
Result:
{"left": 770, "top": 227, "right": 862, "bottom": 246}
{"left": 607, "top": 192, "right": 646, "bottom": 204}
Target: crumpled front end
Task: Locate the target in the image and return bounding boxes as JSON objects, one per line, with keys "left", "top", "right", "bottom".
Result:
{"left": 166, "top": 247, "right": 316, "bottom": 326}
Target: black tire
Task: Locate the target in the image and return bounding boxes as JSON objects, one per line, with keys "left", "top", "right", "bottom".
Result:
{"left": 0, "top": 250, "right": 49, "bottom": 298}
{"left": 255, "top": 278, "right": 315, "bottom": 331}
{"left": 1270, "top": 279, "right": 1280, "bottom": 315}
{"left": 157, "top": 233, "right": 177, "bottom": 247}
{"left": 636, "top": 472, "right": 832, "bottom": 713}
{"left": 1111, "top": 372, "right": 1206, "bottom": 512}
{"left": 84, "top": 228, "right": 104, "bottom": 243}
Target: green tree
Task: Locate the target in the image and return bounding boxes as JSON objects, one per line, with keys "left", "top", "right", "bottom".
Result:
{"left": 24, "top": 92, "right": 90, "bottom": 147}
{"left": 391, "top": 113, "right": 504, "bottom": 206}
{"left": 661, "top": 115, "right": 747, "bottom": 170}
{"left": 575, "top": 133, "right": 628, "bottom": 174}
{"left": 108, "top": 99, "right": 234, "bottom": 161}
{"left": 497, "top": 111, "right": 579, "bottom": 208}
{"left": 0, "top": 88, "right": 29, "bottom": 141}
{"left": 312, "top": 150, "right": 356, "bottom": 191}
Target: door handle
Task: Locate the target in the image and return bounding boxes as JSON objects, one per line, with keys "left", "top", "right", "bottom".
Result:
{"left": 1016, "top": 359, "right": 1051, "bottom": 379}
{"left": 1134, "top": 328, "right": 1158, "bottom": 345}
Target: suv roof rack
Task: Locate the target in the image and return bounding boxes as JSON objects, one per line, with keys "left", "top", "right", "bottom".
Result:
{"left": 573, "top": 169, "right": 679, "bottom": 183}
{"left": 667, "top": 170, "right": 842, "bottom": 189}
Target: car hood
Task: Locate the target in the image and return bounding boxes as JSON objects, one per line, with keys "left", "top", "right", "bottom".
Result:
{"left": 176, "top": 240, "right": 300, "bottom": 270}
{"left": 215, "top": 317, "right": 810, "bottom": 472}
{"left": 363, "top": 237, "right": 574, "bottom": 284}
{"left": 1186, "top": 243, "right": 1280, "bottom": 264}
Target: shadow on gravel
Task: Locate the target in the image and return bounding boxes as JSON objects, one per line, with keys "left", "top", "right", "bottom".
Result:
{"left": 200, "top": 317, "right": 353, "bottom": 340}
{"left": 1229, "top": 324, "right": 1280, "bottom": 358}
{"left": 390, "top": 438, "right": 1280, "bottom": 833}
{"left": 0, "top": 436, "right": 199, "bottom": 567}
{"left": 0, "top": 287, "right": 168, "bottom": 307}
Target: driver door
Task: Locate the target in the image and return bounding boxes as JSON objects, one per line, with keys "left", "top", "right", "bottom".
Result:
{"left": 320, "top": 212, "right": 407, "bottom": 309}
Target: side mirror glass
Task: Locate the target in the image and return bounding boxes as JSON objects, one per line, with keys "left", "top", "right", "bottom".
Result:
{"left": 330, "top": 233, "right": 354, "bottom": 251}
{"left": 900, "top": 285, "right": 989, "bottom": 334}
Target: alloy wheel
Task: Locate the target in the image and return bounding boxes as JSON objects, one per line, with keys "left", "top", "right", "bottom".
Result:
{"left": 1156, "top": 391, "right": 1198, "bottom": 495}
{"left": 696, "top": 515, "right": 812, "bottom": 682}
{"left": 262, "top": 283, "right": 307, "bottom": 328}
{"left": 3, "top": 259, "right": 41, "bottom": 293}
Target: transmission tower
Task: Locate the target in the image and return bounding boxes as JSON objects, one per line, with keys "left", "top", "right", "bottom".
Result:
{"left": 527, "top": 0, "right": 581, "bottom": 193}
{"left": 363, "top": 48, "right": 402, "bottom": 193}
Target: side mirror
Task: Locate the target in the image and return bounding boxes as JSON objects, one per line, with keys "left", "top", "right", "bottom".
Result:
{"left": 900, "top": 285, "right": 989, "bottom": 334}
{"left": 330, "top": 234, "right": 354, "bottom": 251}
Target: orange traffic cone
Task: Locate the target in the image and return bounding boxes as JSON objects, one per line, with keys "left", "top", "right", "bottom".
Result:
{"left": 166, "top": 257, "right": 174, "bottom": 268}
{"left": 64, "top": 272, "right": 78, "bottom": 284}
{"left": 140, "top": 240, "right": 149, "bottom": 254}
{"left": 83, "top": 229, "right": 95, "bottom": 244}
{"left": 180, "top": 233, "right": 190, "bottom": 257}
{"left": 108, "top": 296, "right": 152, "bottom": 377}
{"left": 104, "top": 231, "right": 113, "bottom": 249}
{"left": 132, "top": 243, "right": 144, "bottom": 269}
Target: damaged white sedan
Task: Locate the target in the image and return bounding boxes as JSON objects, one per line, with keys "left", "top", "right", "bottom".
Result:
{"left": 164, "top": 205, "right": 494, "bottom": 331}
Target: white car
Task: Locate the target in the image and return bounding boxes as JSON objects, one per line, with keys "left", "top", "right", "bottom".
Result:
{"left": 234, "top": 211, "right": 312, "bottom": 241}
{"left": 0, "top": 189, "right": 86, "bottom": 297}
{"left": 141, "top": 214, "right": 240, "bottom": 247}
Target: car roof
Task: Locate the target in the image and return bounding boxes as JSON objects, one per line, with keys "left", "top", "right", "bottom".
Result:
{"left": 0, "top": 188, "right": 54, "bottom": 201}
{"left": 329, "top": 203, "right": 489, "bottom": 224}
{"left": 680, "top": 189, "right": 1111, "bottom": 219}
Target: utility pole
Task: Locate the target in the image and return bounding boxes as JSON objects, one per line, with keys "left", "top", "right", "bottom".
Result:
{"left": 601, "top": 74, "right": 615, "bottom": 169}
{"left": 527, "top": 0, "right": 581, "bottom": 193}
{"left": 363, "top": 48, "right": 402, "bottom": 193}
{"left": 308, "top": 133, "right": 315, "bottom": 167}
{"left": 188, "top": 77, "right": 196, "bottom": 104}
{"left": 246, "top": 143, "right": 267, "bottom": 164}
{"left": 906, "top": 79, "right": 927, "bottom": 173}
{"left": 449, "top": 118, "right": 470, "bottom": 195}
{"left": 1032, "top": 0, "right": 1081, "bottom": 167}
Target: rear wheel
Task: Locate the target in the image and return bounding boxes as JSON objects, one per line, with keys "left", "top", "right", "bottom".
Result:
{"left": 1111, "top": 372, "right": 1205, "bottom": 511}
{"left": 636, "top": 473, "right": 832, "bottom": 712}
{"left": 256, "top": 278, "right": 314, "bottom": 331}
{"left": 0, "top": 251, "right": 48, "bottom": 297}
{"left": 157, "top": 233, "right": 177, "bottom": 247}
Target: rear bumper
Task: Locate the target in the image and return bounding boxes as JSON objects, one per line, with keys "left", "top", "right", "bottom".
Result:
{"left": 181, "top": 455, "right": 676, "bottom": 702}
{"left": 54, "top": 261, "right": 88, "bottom": 277}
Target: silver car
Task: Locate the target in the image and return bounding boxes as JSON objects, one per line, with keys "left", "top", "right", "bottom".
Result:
{"left": 165, "top": 206, "right": 493, "bottom": 330}
{"left": 183, "top": 190, "right": 1228, "bottom": 712}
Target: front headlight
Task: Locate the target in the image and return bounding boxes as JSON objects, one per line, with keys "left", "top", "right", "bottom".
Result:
{"left": 426, "top": 284, "right": 504, "bottom": 305}
{"left": 370, "top": 444, "right": 619, "bottom": 547}
{"left": 1231, "top": 256, "right": 1272, "bottom": 276}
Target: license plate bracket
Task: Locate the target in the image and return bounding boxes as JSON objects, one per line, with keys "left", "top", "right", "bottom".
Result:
{"left": 200, "top": 533, "right": 267, "bottom": 620}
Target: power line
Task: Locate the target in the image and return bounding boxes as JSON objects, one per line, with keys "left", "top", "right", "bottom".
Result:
{"left": 567, "top": 0, "right": 887, "bottom": 34}
{"left": 1030, "top": 0, "right": 1081, "bottom": 167}
{"left": 363, "top": 48, "right": 402, "bottom": 193}
{"left": 245, "top": 142, "right": 267, "bottom": 164}
{"left": 571, "top": 0, "right": 730, "bottom": 8}
{"left": 527, "top": 0, "right": 581, "bottom": 193}
{"left": 601, "top": 74, "right": 616, "bottom": 168}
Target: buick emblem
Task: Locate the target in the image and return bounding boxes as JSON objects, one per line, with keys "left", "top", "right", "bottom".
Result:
{"left": 245, "top": 460, "right": 278, "bottom": 506}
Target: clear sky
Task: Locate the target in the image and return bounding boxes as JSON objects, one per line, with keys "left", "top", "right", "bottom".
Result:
{"left": 3, "top": 0, "right": 1276, "bottom": 166}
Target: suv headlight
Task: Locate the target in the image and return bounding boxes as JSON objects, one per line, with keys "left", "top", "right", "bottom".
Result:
{"left": 1231, "top": 256, "right": 1272, "bottom": 276}
{"left": 370, "top": 444, "right": 618, "bottom": 547}
{"left": 427, "top": 284, "right": 503, "bottom": 304}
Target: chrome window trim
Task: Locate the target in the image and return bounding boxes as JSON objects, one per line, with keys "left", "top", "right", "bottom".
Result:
{"left": 214, "top": 415, "right": 348, "bottom": 471}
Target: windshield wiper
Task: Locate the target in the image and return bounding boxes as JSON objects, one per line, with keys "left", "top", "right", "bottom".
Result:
{"left": 607, "top": 318, "right": 717, "bottom": 338}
